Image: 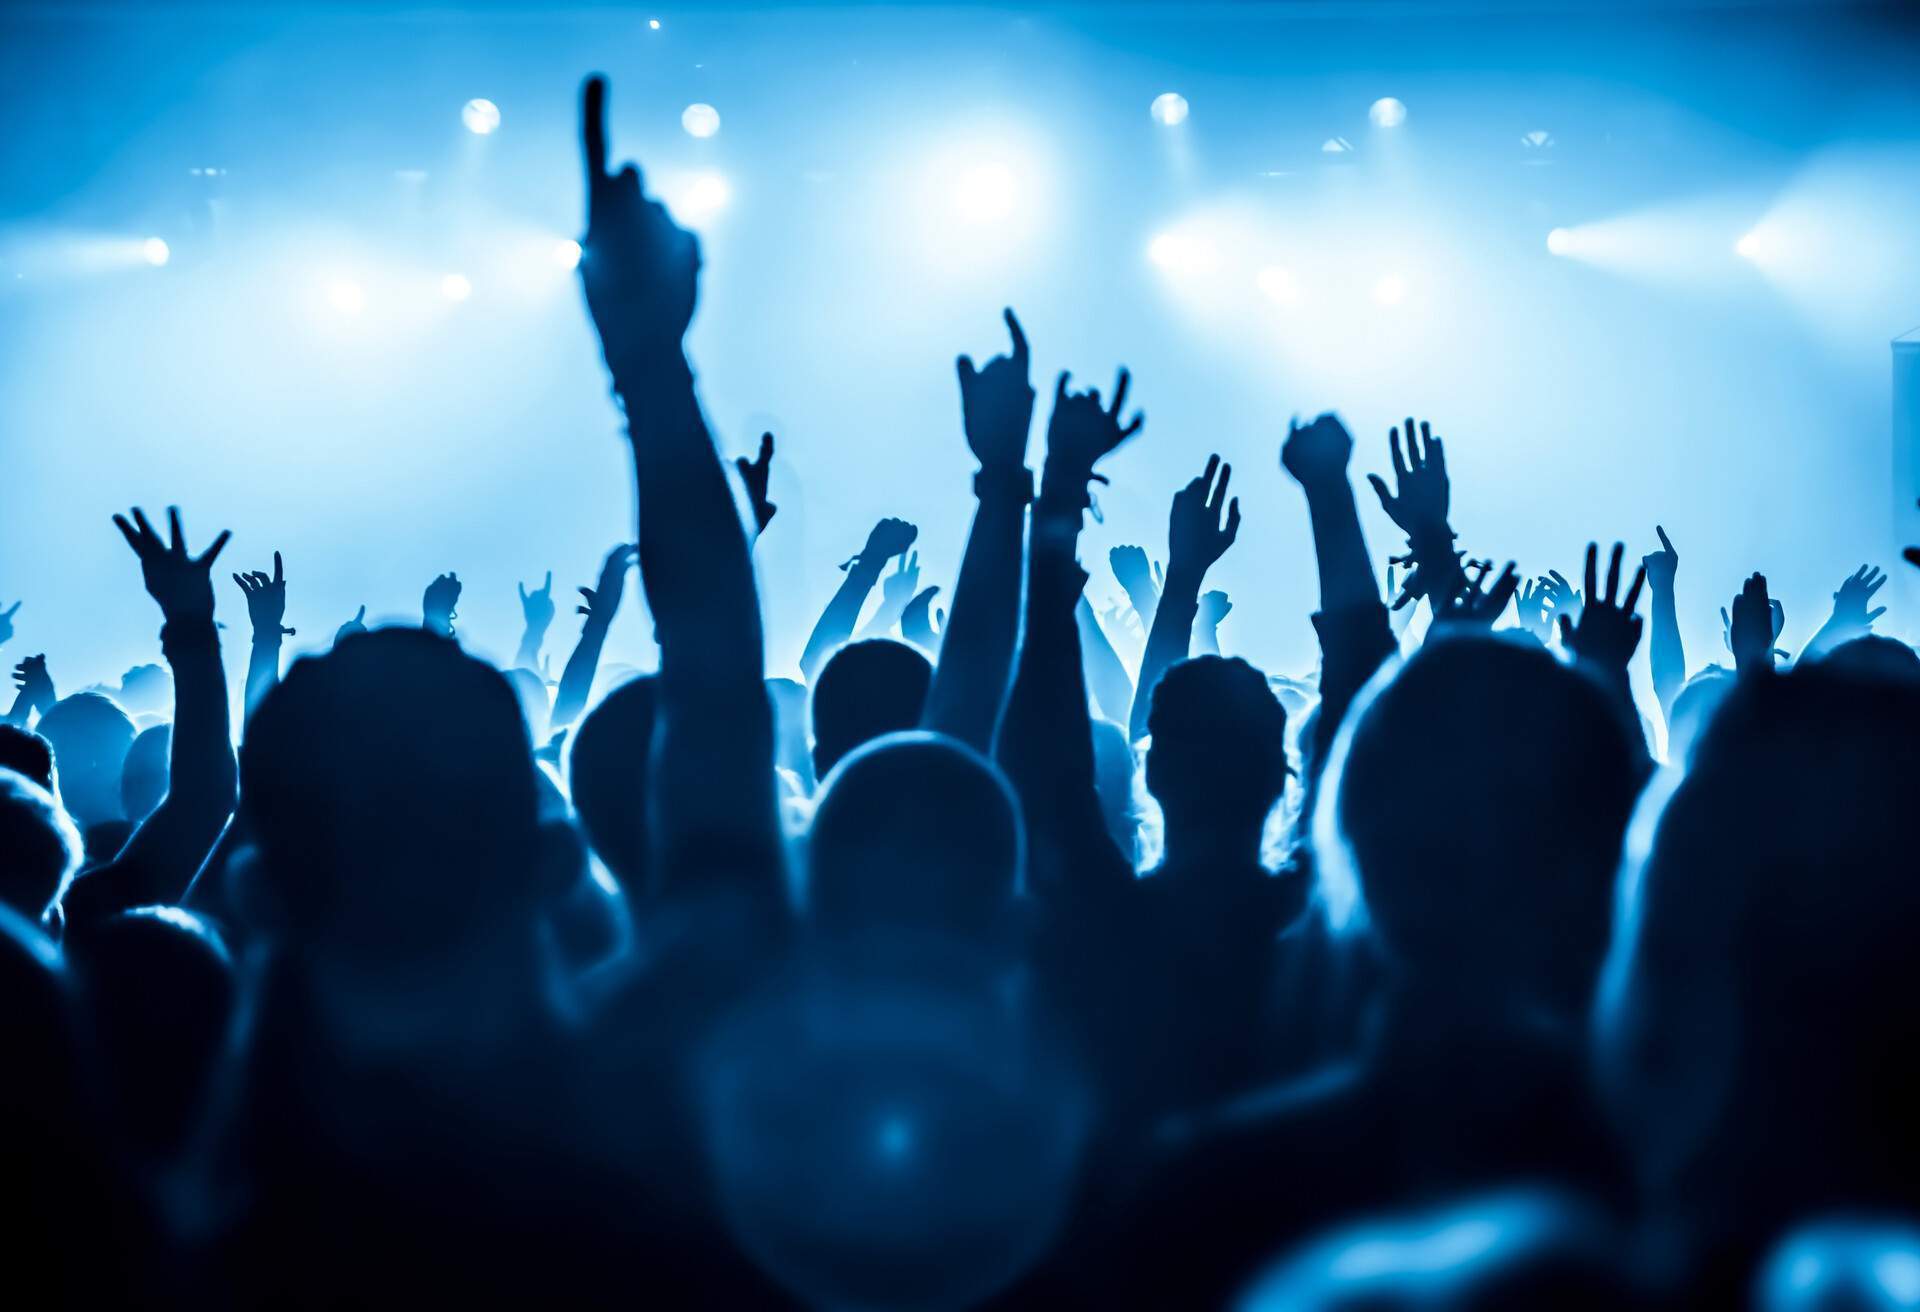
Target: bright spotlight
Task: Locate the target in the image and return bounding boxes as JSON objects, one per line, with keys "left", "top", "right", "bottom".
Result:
{"left": 1255, "top": 264, "right": 1298, "bottom": 305}
{"left": 1735, "top": 230, "right": 1766, "bottom": 260}
{"left": 462, "top": 98, "right": 501, "bottom": 136}
{"left": 648, "top": 18, "right": 661, "bottom": 29}
{"left": 327, "top": 280, "right": 365, "bottom": 316}
{"left": 1369, "top": 97, "right": 1407, "bottom": 129}
{"left": 552, "top": 239, "right": 583, "bottom": 271}
{"left": 954, "top": 164, "right": 1017, "bottom": 224}
{"left": 141, "top": 237, "right": 170, "bottom": 267}
{"left": 1372, "top": 273, "right": 1407, "bottom": 306}
{"left": 1150, "top": 92, "right": 1190, "bottom": 127}
{"left": 682, "top": 103, "right": 721, "bottom": 139}
{"left": 1321, "top": 137, "right": 1355, "bottom": 155}
{"left": 678, "top": 173, "right": 732, "bottom": 221}
{"left": 440, "top": 273, "right": 472, "bottom": 302}
{"left": 1148, "top": 232, "right": 1216, "bottom": 276}
{"left": 1546, "top": 227, "right": 1572, "bottom": 256}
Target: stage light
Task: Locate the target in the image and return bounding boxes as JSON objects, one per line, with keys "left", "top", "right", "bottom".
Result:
{"left": 682, "top": 103, "right": 721, "bottom": 139}
{"left": 440, "top": 273, "right": 472, "bottom": 302}
{"left": 1150, "top": 92, "right": 1189, "bottom": 127}
{"left": 1255, "top": 264, "right": 1298, "bottom": 304}
{"left": 953, "top": 164, "right": 1017, "bottom": 224}
{"left": 462, "top": 98, "right": 501, "bottom": 136}
{"left": 1735, "top": 230, "right": 1766, "bottom": 260}
{"left": 1321, "top": 137, "right": 1354, "bottom": 155}
{"left": 1546, "top": 227, "right": 1572, "bottom": 256}
{"left": 327, "top": 280, "right": 365, "bottom": 315}
{"left": 1372, "top": 273, "right": 1407, "bottom": 305}
{"left": 1369, "top": 97, "right": 1407, "bottom": 129}
{"left": 677, "top": 173, "right": 732, "bottom": 221}
{"left": 552, "top": 239, "right": 582, "bottom": 270}
{"left": 142, "top": 238, "right": 170, "bottom": 267}
{"left": 1148, "top": 231, "right": 1216, "bottom": 276}
{"left": 649, "top": 18, "right": 661, "bottom": 29}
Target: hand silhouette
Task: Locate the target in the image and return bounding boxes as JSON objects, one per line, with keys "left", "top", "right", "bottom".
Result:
{"left": 423, "top": 572, "right": 462, "bottom": 636}
{"left": 1365, "top": 417, "right": 1450, "bottom": 537}
{"left": 1514, "top": 577, "right": 1552, "bottom": 640}
{"left": 855, "top": 517, "right": 918, "bottom": 569}
{"left": 12, "top": 654, "right": 52, "bottom": 710}
{"left": 902, "top": 585, "right": 944, "bottom": 650}
{"left": 113, "top": 506, "right": 231, "bottom": 625}
{"left": 1558, "top": 542, "right": 1646, "bottom": 671}
{"left": 578, "top": 544, "right": 638, "bottom": 620}
{"left": 1168, "top": 454, "right": 1241, "bottom": 575}
{"left": 578, "top": 75, "right": 700, "bottom": 367}
{"left": 233, "top": 551, "right": 294, "bottom": 639}
{"left": 734, "top": 431, "right": 778, "bottom": 533}
{"left": 1280, "top": 413, "right": 1354, "bottom": 489}
{"left": 335, "top": 605, "right": 368, "bottom": 645}
{"left": 957, "top": 308, "right": 1035, "bottom": 472}
{"left": 1540, "top": 570, "right": 1583, "bottom": 629}
{"left": 1045, "top": 368, "right": 1143, "bottom": 484}
{"left": 1830, "top": 563, "right": 1889, "bottom": 630}
{"left": 1721, "top": 594, "right": 1786, "bottom": 661}
{"left": 519, "top": 571, "right": 557, "bottom": 631}
{"left": 1434, "top": 559, "right": 1519, "bottom": 627}
{"left": 881, "top": 551, "right": 922, "bottom": 610}
{"left": 0, "top": 600, "right": 17, "bottom": 647}
{"left": 1727, "top": 573, "right": 1777, "bottom": 674}
{"left": 1642, "top": 525, "right": 1679, "bottom": 592}
{"left": 1198, "top": 589, "right": 1233, "bottom": 625}
{"left": 1109, "top": 545, "right": 1161, "bottom": 598}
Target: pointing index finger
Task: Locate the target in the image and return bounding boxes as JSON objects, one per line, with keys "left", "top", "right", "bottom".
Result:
{"left": 1003, "top": 308, "right": 1028, "bottom": 364}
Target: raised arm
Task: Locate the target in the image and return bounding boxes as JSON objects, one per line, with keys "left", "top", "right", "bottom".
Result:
{"left": 857, "top": 552, "right": 922, "bottom": 640}
{"left": 1129, "top": 455, "right": 1240, "bottom": 743}
{"left": 232, "top": 551, "right": 293, "bottom": 717}
{"left": 1559, "top": 542, "right": 1647, "bottom": 716}
{"left": 921, "top": 308, "right": 1033, "bottom": 752}
{"left": 7, "top": 654, "right": 53, "bottom": 727}
{"left": 551, "top": 543, "right": 637, "bottom": 730}
{"left": 1280, "top": 414, "right": 1397, "bottom": 791}
{"left": 734, "top": 431, "right": 778, "bottom": 544}
{"left": 1076, "top": 594, "right": 1136, "bottom": 728}
{"left": 422, "top": 572, "right": 461, "bottom": 638}
{"left": 997, "top": 368, "right": 1142, "bottom": 903}
{"left": 578, "top": 74, "right": 778, "bottom": 891}
{"left": 1366, "top": 416, "right": 1464, "bottom": 619}
{"left": 1801, "top": 564, "right": 1889, "bottom": 663}
{"left": 1109, "top": 546, "right": 1162, "bottom": 634}
{"left": 1641, "top": 526, "right": 1685, "bottom": 715}
{"left": 799, "top": 518, "right": 916, "bottom": 683}
{"left": 64, "top": 508, "right": 236, "bottom": 927}
{"left": 1193, "top": 590, "right": 1230, "bottom": 656}
{"left": 514, "top": 571, "right": 556, "bottom": 673}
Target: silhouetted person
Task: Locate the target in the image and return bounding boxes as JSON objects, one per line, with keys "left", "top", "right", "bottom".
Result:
{"left": 120, "top": 723, "right": 170, "bottom": 825}
{"left": 0, "top": 767, "right": 84, "bottom": 925}
{"left": 35, "top": 690, "right": 134, "bottom": 837}
{"left": 811, "top": 637, "right": 932, "bottom": 779}
{"left": 0, "top": 722, "right": 54, "bottom": 792}
{"left": 566, "top": 673, "right": 656, "bottom": 895}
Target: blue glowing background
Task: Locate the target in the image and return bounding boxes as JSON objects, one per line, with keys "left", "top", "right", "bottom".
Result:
{"left": 3, "top": 2, "right": 1917, "bottom": 711}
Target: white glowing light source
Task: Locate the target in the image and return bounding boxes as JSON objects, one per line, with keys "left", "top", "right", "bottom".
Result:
{"left": 440, "top": 273, "right": 472, "bottom": 302}
{"left": 142, "top": 237, "right": 170, "bottom": 267}
{"left": 1546, "top": 227, "right": 1572, "bottom": 256}
{"left": 327, "top": 280, "right": 365, "bottom": 315}
{"left": 682, "top": 103, "right": 721, "bottom": 139}
{"left": 552, "top": 239, "right": 583, "bottom": 271}
{"left": 1735, "top": 231, "right": 1766, "bottom": 260}
{"left": 678, "top": 173, "right": 732, "bottom": 220}
{"left": 1321, "top": 137, "right": 1355, "bottom": 155}
{"left": 462, "top": 98, "right": 501, "bottom": 136}
{"left": 1255, "top": 264, "right": 1298, "bottom": 304}
{"left": 648, "top": 18, "right": 661, "bottom": 29}
{"left": 1148, "top": 232, "right": 1217, "bottom": 276}
{"left": 1150, "top": 92, "right": 1190, "bottom": 127}
{"left": 953, "top": 164, "right": 1017, "bottom": 224}
{"left": 1369, "top": 97, "right": 1407, "bottom": 129}
{"left": 1372, "top": 273, "right": 1408, "bottom": 306}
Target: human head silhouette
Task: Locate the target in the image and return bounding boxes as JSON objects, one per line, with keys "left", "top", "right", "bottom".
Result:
{"left": 1819, "top": 633, "right": 1920, "bottom": 681}
{"left": 120, "top": 724, "right": 171, "bottom": 825}
{"left": 567, "top": 674, "right": 656, "bottom": 894}
{"left": 0, "top": 724, "right": 54, "bottom": 792}
{"left": 1595, "top": 666, "right": 1920, "bottom": 1230}
{"left": 1325, "top": 635, "right": 1646, "bottom": 1020}
{"left": 811, "top": 639, "right": 932, "bottom": 780}
{"left": 1145, "top": 656, "right": 1288, "bottom": 870}
{"left": 34, "top": 691, "right": 134, "bottom": 829}
{"left": 116, "top": 664, "right": 173, "bottom": 718}
{"left": 240, "top": 628, "right": 555, "bottom": 964}
{"left": 806, "top": 731, "right": 1023, "bottom": 941}
{"left": 0, "top": 767, "right": 84, "bottom": 924}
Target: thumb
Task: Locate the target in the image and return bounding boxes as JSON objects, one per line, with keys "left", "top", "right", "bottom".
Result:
{"left": 957, "top": 355, "right": 977, "bottom": 386}
{"left": 1365, "top": 473, "right": 1393, "bottom": 511}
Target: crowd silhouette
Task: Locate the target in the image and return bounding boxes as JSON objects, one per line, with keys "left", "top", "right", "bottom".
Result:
{"left": 4, "top": 73, "right": 1920, "bottom": 1309}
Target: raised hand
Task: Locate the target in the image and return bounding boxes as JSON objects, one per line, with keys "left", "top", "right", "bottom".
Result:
{"left": 1198, "top": 589, "right": 1233, "bottom": 625}
{"left": 113, "top": 507, "right": 231, "bottom": 625}
{"left": 578, "top": 544, "right": 638, "bottom": 621}
{"left": 881, "top": 551, "right": 922, "bottom": 611}
{"left": 335, "top": 605, "right": 368, "bottom": 646}
{"left": 1514, "top": 576, "right": 1552, "bottom": 640}
{"left": 578, "top": 76, "right": 700, "bottom": 370}
{"left": 0, "top": 600, "right": 17, "bottom": 647}
{"left": 1558, "top": 542, "right": 1647, "bottom": 673}
{"left": 1044, "top": 367, "right": 1143, "bottom": 487}
{"left": 1168, "top": 455, "right": 1241, "bottom": 577}
{"left": 1434, "top": 559, "right": 1519, "bottom": 628}
{"left": 957, "top": 308, "right": 1035, "bottom": 472}
{"left": 423, "top": 572, "right": 462, "bottom": 637}
{"left": 519, "top": 571, "right": 557, "bottom": 632}
{"left": 232, "top": 551, "right": 294, "bottom": 639}
{"left": 734, "top": 431, "right": 778, "bottom": 534}
{"left": 1831, "top": 564, "right": 1889, "bottom": 630}
{"left": 1642, "top": 525, "right": 1679, "bottom": 592}
{"left": 1727, "top": 573, "right": 1777, "bottom": 676}
{"left": 1540, "top": 569, "right": 1583, "bottom": 632}
{"left": 1365, "top": 417, "right": 1450, "bottom": 537}
{"left": 13, "top": 654, "right": 53, "bottom": 711}
{"left": 856, "top": 517, "right": 918, "bottom": 569}
{"left": 902, "top": 585, "right": 943, "bottom": 651}
{"left": 1280, "top": 413, "right": 1354, "bottom": 490}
